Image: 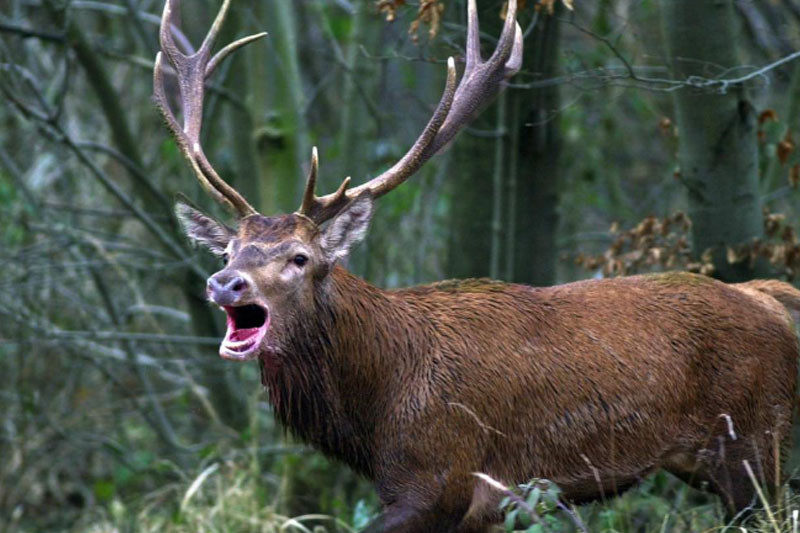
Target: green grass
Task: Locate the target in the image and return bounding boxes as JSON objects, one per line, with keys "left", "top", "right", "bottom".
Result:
{"left": 16, "top": 459, "right": 800, "bottom": 533}
{"left": 41, "top": 458, "right": 374, "bottom": 533}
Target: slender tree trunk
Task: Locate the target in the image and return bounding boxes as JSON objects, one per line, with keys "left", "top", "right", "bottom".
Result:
{"left": 249, "top": 1, "right": 310, "bottom": 213}
{"left": 269, "top": 0, "right": 310, "bottom": 209}
{"left": 512, "top": 11, "right": 561, "bottom": 286}
{"left": 218, "top": 7, "right": 262, "bottom": 208}
{"left": 49, "top": 1, "right": 251, "bottom": 432}
{"left": 490, "top": 93, "right": 507, "bottom": 279}
{"left": 447, "top": 1, "right": 507, "bottom": 279}
{"left": 448, "top": 7, "right": 562, "bottom": 284}
{"left": 446, "top": 107, "right": 499, "bottom": 279}
{"left": 661, "top": 0, "right": 767, "bottom": 282}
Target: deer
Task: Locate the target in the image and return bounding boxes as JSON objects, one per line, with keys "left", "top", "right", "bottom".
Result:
{"left": 153, "top": 0, "right": 800, "bottom": 531}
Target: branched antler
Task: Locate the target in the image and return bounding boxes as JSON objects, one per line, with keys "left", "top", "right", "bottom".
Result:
{"left": 153, "top": 0, "right": 266, "bottom": 217}
{"left": 297, "top": 0, "right": 523, "bottom": 224}
{"left": 154, "top": 0, "right": 522, "bottom": 224}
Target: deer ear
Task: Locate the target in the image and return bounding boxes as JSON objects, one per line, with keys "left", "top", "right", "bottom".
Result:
{"left": 321, "top": 193, "right": 374, "bottom": 262}
{"left": 175, "top": 201, "right": 233, "bottom": 255}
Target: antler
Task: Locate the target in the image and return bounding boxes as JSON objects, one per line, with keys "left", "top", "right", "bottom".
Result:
{"left": 297, "top": 0, "right": 523, "bottom": 224}
{"left": 153, "top": 0, "right": 266, "bottom": 217}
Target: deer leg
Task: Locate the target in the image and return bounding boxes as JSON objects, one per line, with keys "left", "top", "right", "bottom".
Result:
{"left": 455, "top": 518, "right": 494, "bottom": 533}
{"left": 362, "top": 499, "right": 470, "bottom": 533}
{"left": 699, "top": 435, "right": 778, "bottom": 520}
{"left": 365, "top": 476, "right": 476, "bottom": 533}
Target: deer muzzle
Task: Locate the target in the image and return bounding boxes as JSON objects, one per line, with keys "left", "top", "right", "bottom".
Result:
{"left": 208, "top": 271, "right": 269, "bottom": 361}
{"left": 208, "top": 272, "right": 249, "bottom": 306}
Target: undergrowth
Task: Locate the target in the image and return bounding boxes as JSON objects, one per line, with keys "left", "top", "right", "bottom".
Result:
{"left": 12, "top": 457, "right": 800, "bottom": 533}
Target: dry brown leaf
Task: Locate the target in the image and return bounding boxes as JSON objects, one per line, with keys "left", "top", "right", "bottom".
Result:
{"left": 726, "top": 246, "right": 737, "bottom": 264}
{"left": 782, "top": 225, "right": 796, "bottom": 243}
{"left": 501, "top": 0, "right": 530, "bottom": 19}
{"left": 537, "top": 0, "right": 556, "bottom": 14}
{"left": 408, "top": 0, "right": 445, "bottom": 43}
{"left": 766, "top": 213, "right": 785, "bottom": 236}
{"left": 538, "top": 0, "right": 575, "bottom": 12}
{"left": 574, "top": 212, "right": 693, "bottom": 276}
{"left": 771, "top": 244, "right": 786, "bottom": 265}
{"left": 777, "top": 131, "right": 795, "bottom": 166}
{"left": 758, "top": 109, "right": 778, "bottom": 125}
{"left": 700, "top": 263, "right": 715, "bottom": 276}
{"left": 789, "top": 163, "right": 800, "bottom": 189}
{"left": 376, "top": 0, "right": 405, "bottom": 22}
{"left": 658, "top": 117, "right": 672, "bottom": 136}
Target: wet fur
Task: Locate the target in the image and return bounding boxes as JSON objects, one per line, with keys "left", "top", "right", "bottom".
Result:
{"left": 183, "top": 210, "right": 800, "bottom": 532}
{"left": 260, "top": 266, "right": 798, "bottom": 531}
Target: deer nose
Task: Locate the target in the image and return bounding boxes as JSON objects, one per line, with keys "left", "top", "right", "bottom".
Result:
{"left": 207, "top": 272, "right": 249, "bottom": 306}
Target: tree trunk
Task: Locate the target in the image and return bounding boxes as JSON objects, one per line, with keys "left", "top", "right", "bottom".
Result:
{"left": 661, "top": 0, "right": 766, "bottom": 282}
{"left": 446, "top": 105, "right": 499, "bottom": 279}
{"left": 448, "top": 6, "right": 562, "bottom": 285}
{"left": 250, "top": 0, "right": 310, "bottom": 213}
{"left": 511, "top": 11, "right": 561, "bottom": 286}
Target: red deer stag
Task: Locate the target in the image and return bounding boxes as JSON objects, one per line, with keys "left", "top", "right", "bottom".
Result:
{"left": 154, "top": 0, "right": 800, "bottom": 530}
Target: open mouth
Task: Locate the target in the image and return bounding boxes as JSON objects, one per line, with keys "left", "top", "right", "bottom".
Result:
{"left": 221, "top": 304, "right": 269, "bottom": 360}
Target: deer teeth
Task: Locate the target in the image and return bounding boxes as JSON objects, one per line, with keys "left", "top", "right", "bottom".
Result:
{"left": 225, "top": 339, "right": 256, "bottom": 349}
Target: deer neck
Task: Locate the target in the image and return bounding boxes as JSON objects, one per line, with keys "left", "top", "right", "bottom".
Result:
{"left": 259, "top": 265, "right": 406, "bottom": 476}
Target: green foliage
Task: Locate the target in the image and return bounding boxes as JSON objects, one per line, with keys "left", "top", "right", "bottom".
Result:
{"left": 2, "top": 0, "right": 800, "bottom": 531}
{"left": 496, "top": 473, "right": 800, "bottom": 533}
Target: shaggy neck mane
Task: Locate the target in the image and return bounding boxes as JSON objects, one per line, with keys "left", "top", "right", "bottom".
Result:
{"left": 259, "top": 265, "right": 408, "bottom": 477}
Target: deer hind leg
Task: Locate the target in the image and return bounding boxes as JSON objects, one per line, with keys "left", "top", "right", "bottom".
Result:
{"left": 700, "top": 435, "right": 779, "bottom": 518}
{"left": 369, "top": 472, "right": 480, "bottom": 533}
{"left": 454, "top": 522, "right": 493, "bottom": 533}
{"left": 456, "top": 507, "right": 498, "bottom": 533}
{"left": 666, "top": 437, "right": 776, "bottom": 519}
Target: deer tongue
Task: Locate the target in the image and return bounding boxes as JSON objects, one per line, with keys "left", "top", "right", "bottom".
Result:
{"left": 228, "top": 327, "right": 262, "bottom": 344}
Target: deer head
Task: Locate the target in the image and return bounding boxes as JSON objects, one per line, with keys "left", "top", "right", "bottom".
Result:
{"left": 155, "top": 0, "right": 522, "bottom": 361}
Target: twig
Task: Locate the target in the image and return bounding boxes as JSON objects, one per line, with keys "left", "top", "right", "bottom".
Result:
{"left": 448, "top": 402, "right": 506, "bottom": 437}
{"left": 30, "top": 330, "right": 220, "bottom": 345}
{"left": 0, "top": 22, "right": 64, "bottom": 42}
{"left": 743, "top": 460, "right": 780, "bottom": 533}
{"left": 472, "top": 473, "right": 551, "bottom": 532}
{"left": 563, "top": 18, "right": 800, "bottom": 94}
{"left": 489, "top": 91, "right": 507, "bottom": 279}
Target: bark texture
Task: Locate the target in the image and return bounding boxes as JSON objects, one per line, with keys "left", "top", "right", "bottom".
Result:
{"left": 661, "top": 0, "right": 766, "bottom": 282}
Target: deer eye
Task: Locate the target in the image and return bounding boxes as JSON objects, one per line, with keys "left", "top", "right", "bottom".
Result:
{"left": 222, "top": 253, "right": 229, "bottom": 265}
{"left": 293, "top": 254, "right": 308, "bottom": 267}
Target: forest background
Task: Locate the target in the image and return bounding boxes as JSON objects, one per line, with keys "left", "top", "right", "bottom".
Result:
{"left": 2, "top": 0, "right": 800, "bottom": 531}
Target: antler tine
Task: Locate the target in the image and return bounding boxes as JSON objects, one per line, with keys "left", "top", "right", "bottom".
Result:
{"left": 153, "top": 0, "right": 266, "bottom": 217}
{"left": 504, "top": 21, "right": 524, "bottom": 76}
{"left": 299, "top": 146, "right": 319, "bottom": 216}
{"left": 296, "top": 0, "right": 522, "bottom": 225}
{"left": 428, "top": 0, "right": 522, "bottom": 155}
{"left": 465, "top": 0, "right": 481, "bottom": 71}
{"left": 296, "top": 58, "right": 457, "bottom": 223}
{"left": 487, "top": 0, "right": 520, "bottom": 69}
{"left": 198, "top": 0, "right": 231, "bottom": 57}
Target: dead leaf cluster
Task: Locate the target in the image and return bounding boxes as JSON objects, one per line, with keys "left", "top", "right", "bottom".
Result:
{"left": 535, "top": 0, "right": 574, "bottom": 14}
{"left": 379, "top": 0, "right": 575, "bottom": 45}
{"left": 574, "top": 212, "right": 695, "bottom": 277}
{"left": 376, "top": 0, "right": 405, "bottom": 22}
{"left": 724, "top": 209, "right": 800, "bottom": 280}
{"left": 409, "top": 0, "right": 446, "bottom": 43}
{"left": 376, "top": 0, "right": 445, "bottom": 42}
{"left": 577, "top": 209, "right": 800, "bottom": 280}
